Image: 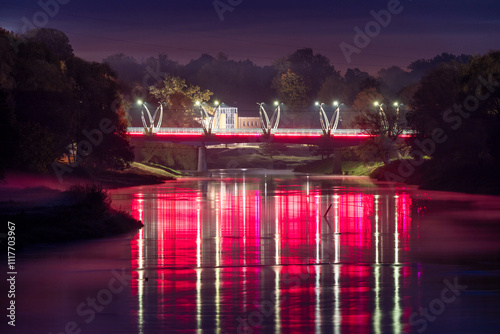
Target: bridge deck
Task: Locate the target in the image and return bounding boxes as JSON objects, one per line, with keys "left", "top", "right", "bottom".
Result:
{"left": 126, "top": 127, "right": 414, "bottom": 145}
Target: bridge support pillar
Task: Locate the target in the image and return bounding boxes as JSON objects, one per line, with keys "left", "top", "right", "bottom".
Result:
{"left": 197, "top": 145, "right": 207, "bottom": 172}
{"left": 332, "top": 148, "right": 342, "bottom": 175}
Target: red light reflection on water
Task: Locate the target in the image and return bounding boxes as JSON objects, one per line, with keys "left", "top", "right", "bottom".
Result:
{"left": 129, "top": 180, "right": 413, "bottom": 333}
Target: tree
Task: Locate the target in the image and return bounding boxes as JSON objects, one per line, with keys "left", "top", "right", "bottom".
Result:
{"left": 149, "top": 75, "right": 213, "bottom": 127}
{"left": 273, "top": 70, "right": 309, "bottom": 111}
{"left": 103, "top": 53, "right": 145, "bottom": 86}
{"left": 408, "top": 51, "right": 500, "bottom": 166}
{"left": 343, "top": 68, "right": 375, "bottom": 105}
{"left": 352, "top": 88, "right": 407, "bottom": 164}
{"left": 407, "top": 65, "right": 461, "bottom": 141}
{"left": 66, "top": 57, "right": 134, "bottom": 171}
{"left": 408, "top": 53, "right": 471, "bottom": 80}
{"left": 0, "top": 89, "right": 17, "bottom": 177}
{"left": 16, "top": 121, "right": 55, "bottom": 173}
{"left": 377, "top": 66, "right": 415, "bottom": 96}
{"left": 0, "top": 29, "right": 17, "bottom": 91}
{"left": 317, "top": 73, "right": 347, "bottom": 104}
{"left": 275, "top": 48, "right": 335, "bottom": 98}
{"left": 23, "top": 28, "right": 74, "bottom": 60}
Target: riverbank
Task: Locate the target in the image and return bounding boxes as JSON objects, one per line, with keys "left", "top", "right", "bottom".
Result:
{"left": 0, "top": 163, "right": 179, "bottom": 248}
{"left": 2, "top": 162, "right": 178, "bottom": 190}
{"left": 370, "top": 159, "right": 500, "bottom": 195}
{"left": 293, "top": 156, "right": 500, "bottom": 195}
{"left": 293, "top": 157, "right": 383, "bottom": 175}
{"left": 0, "top": 184, "right": 143, "bottom": 248}
{"left": 92, "top": 162, "right": 178, "bottom": 188}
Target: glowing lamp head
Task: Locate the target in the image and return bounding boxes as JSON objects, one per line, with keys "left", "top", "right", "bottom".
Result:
{"left": 315, "top": 101, "right": 320, "bottom": 106}
{"left": 195, "top": 101, "right": 200, "bottom": 106}
{"left": 374, "top": 101, "right": 380, "bottom": 106}
{"left": 137, "top": 100, "right": 143, "bottom": 105}
{"left": 333, "top": 101, "right": 339, "bottom": 106}
{"left": 214, "top": 100, "right": 219, "bottom": 106}
{"left": 393, "top": 102, "right": 399, "bottom": 107}
{"left": 274, "top": 101, "right": 279, "bottom": 106}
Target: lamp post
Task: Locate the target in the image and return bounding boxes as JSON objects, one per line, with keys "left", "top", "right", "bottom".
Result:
{"left": 197, "top": 100, "right": 221, "bottom": 135}
{"left": 258, "top": 101, "right": 281, "bottom": 135}
{"left": 393, "top": 102, "right": 405, "bottom": 131}
{"left": 374, "top": 101, "right": 389, "bottom": 132}
{"left": 139, "top": 100, "right": 163, "bottom": 135}
{"left": 318, "top": 100, "right": 342, "bottom": 136}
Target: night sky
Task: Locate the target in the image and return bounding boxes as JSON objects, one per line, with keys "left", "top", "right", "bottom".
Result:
{"left": 1, "top": 0, "right": 499, "bottom": 73}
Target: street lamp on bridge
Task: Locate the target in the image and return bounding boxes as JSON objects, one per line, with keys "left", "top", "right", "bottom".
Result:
{"left": 196, "top": 100, "right": 223, "bottom": 134}
{"left": 258, "top": 101, "right": 281, "bottom": 135}
{"left": 138, "top": 100, "right": 163, "bottom": 135}
{"left": 374, "top": 101, "right": 406, "bottom": 133}
{"left": 317, "top": 100, "right": 343, "bottom": 136}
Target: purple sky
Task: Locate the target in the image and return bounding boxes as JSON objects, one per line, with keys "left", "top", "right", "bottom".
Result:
{"left": 1, "top": 0, "right": 499, "bottom": 73}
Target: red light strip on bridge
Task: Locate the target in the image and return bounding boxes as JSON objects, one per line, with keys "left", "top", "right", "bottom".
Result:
{"left": 332, "top": 133, "right": 371, "bottom": 138}
{"left": 127, "top": 132, "right": 204, "bottom": 136}
{"left": 156, "top": 132, "right": 204, "bottom": 136}
{"left": 126, "top": 131, "right": 413, "bottom": 139}
{"left": 273, "top": 133, "right": 322, "bottom": 137}
{"left": 214, "top": 133, "right": 261, "bottom": 137}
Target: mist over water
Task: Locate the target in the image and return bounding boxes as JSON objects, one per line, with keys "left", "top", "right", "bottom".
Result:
{"left": 4, "top": 170, "right": 500, "bottom": 333}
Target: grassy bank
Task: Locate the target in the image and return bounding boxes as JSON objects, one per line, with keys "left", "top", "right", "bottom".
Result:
{"left": 0, "top": 184, "right": 143, "bottom": 248}
{"left": 293, "top": 157, "right": 383, "bottom": 175}
{"left": 91, "top": 162, "right": 177, "bottom": 188}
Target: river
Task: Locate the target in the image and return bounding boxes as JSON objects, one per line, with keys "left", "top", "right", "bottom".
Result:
{"left": 5, "top": 170, "right": 500, "bottom": 333}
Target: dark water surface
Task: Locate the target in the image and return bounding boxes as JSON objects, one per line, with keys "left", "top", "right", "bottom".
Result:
{"left": 5, "top": 170, "right": 500, "bottom": 333}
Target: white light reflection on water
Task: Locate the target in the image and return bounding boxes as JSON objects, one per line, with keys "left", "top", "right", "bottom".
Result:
{"left": 122, "top": 172, "right": 418, "bottom": 333}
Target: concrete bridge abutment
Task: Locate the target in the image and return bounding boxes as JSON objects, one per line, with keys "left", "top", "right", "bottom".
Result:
{"left": 197, "top": 144, "right": 207, "bottom": 172}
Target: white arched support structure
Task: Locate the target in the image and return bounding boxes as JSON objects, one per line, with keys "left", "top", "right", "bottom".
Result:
{"left": 258, "top": 102, "right": 281, "bottom": 135}
{"left": 318, "top": 102, "right": 342, "bottom": 136}
{"left": 375, "top": 102, "right": 405, "bottom": 136}
{"left": 198, "top": 103, "right": 222, "bottom": 135}
{"left": 141, "top": 103, "right": 163, "bottom": 135}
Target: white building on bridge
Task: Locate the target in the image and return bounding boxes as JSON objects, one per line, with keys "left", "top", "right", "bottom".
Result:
{"left": 212, "top": 106, "right": 261, "bottom": 129}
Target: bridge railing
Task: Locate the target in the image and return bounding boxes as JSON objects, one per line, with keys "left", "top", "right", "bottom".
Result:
{"left": 127, "top": 127, "right": 415, "bottom": 136}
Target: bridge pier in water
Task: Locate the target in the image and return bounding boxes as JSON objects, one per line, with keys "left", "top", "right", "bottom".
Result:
{"left": 197, "top": 144, "right": 207, "bottom": 172}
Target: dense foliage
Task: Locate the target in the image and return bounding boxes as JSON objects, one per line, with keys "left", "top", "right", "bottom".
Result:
{"left": 0, "top": 28, "right": 133, "bottom": 178}
{"left": 404, "top": 51, "right": 500, "bottom": 192}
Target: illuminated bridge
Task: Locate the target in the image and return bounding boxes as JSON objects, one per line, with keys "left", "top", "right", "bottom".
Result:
{"left": 130, "top": 102, "right": 414, "bottom": 172}
{"left": 126, "top": 127, "right": 416, "bottom": 145}
{"left": 126, "top": 127, "right": 414, "bottom": 172}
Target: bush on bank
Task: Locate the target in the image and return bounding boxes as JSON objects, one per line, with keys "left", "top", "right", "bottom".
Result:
{"left": 1, "top": 183, "right": 143, "bottom": 248}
